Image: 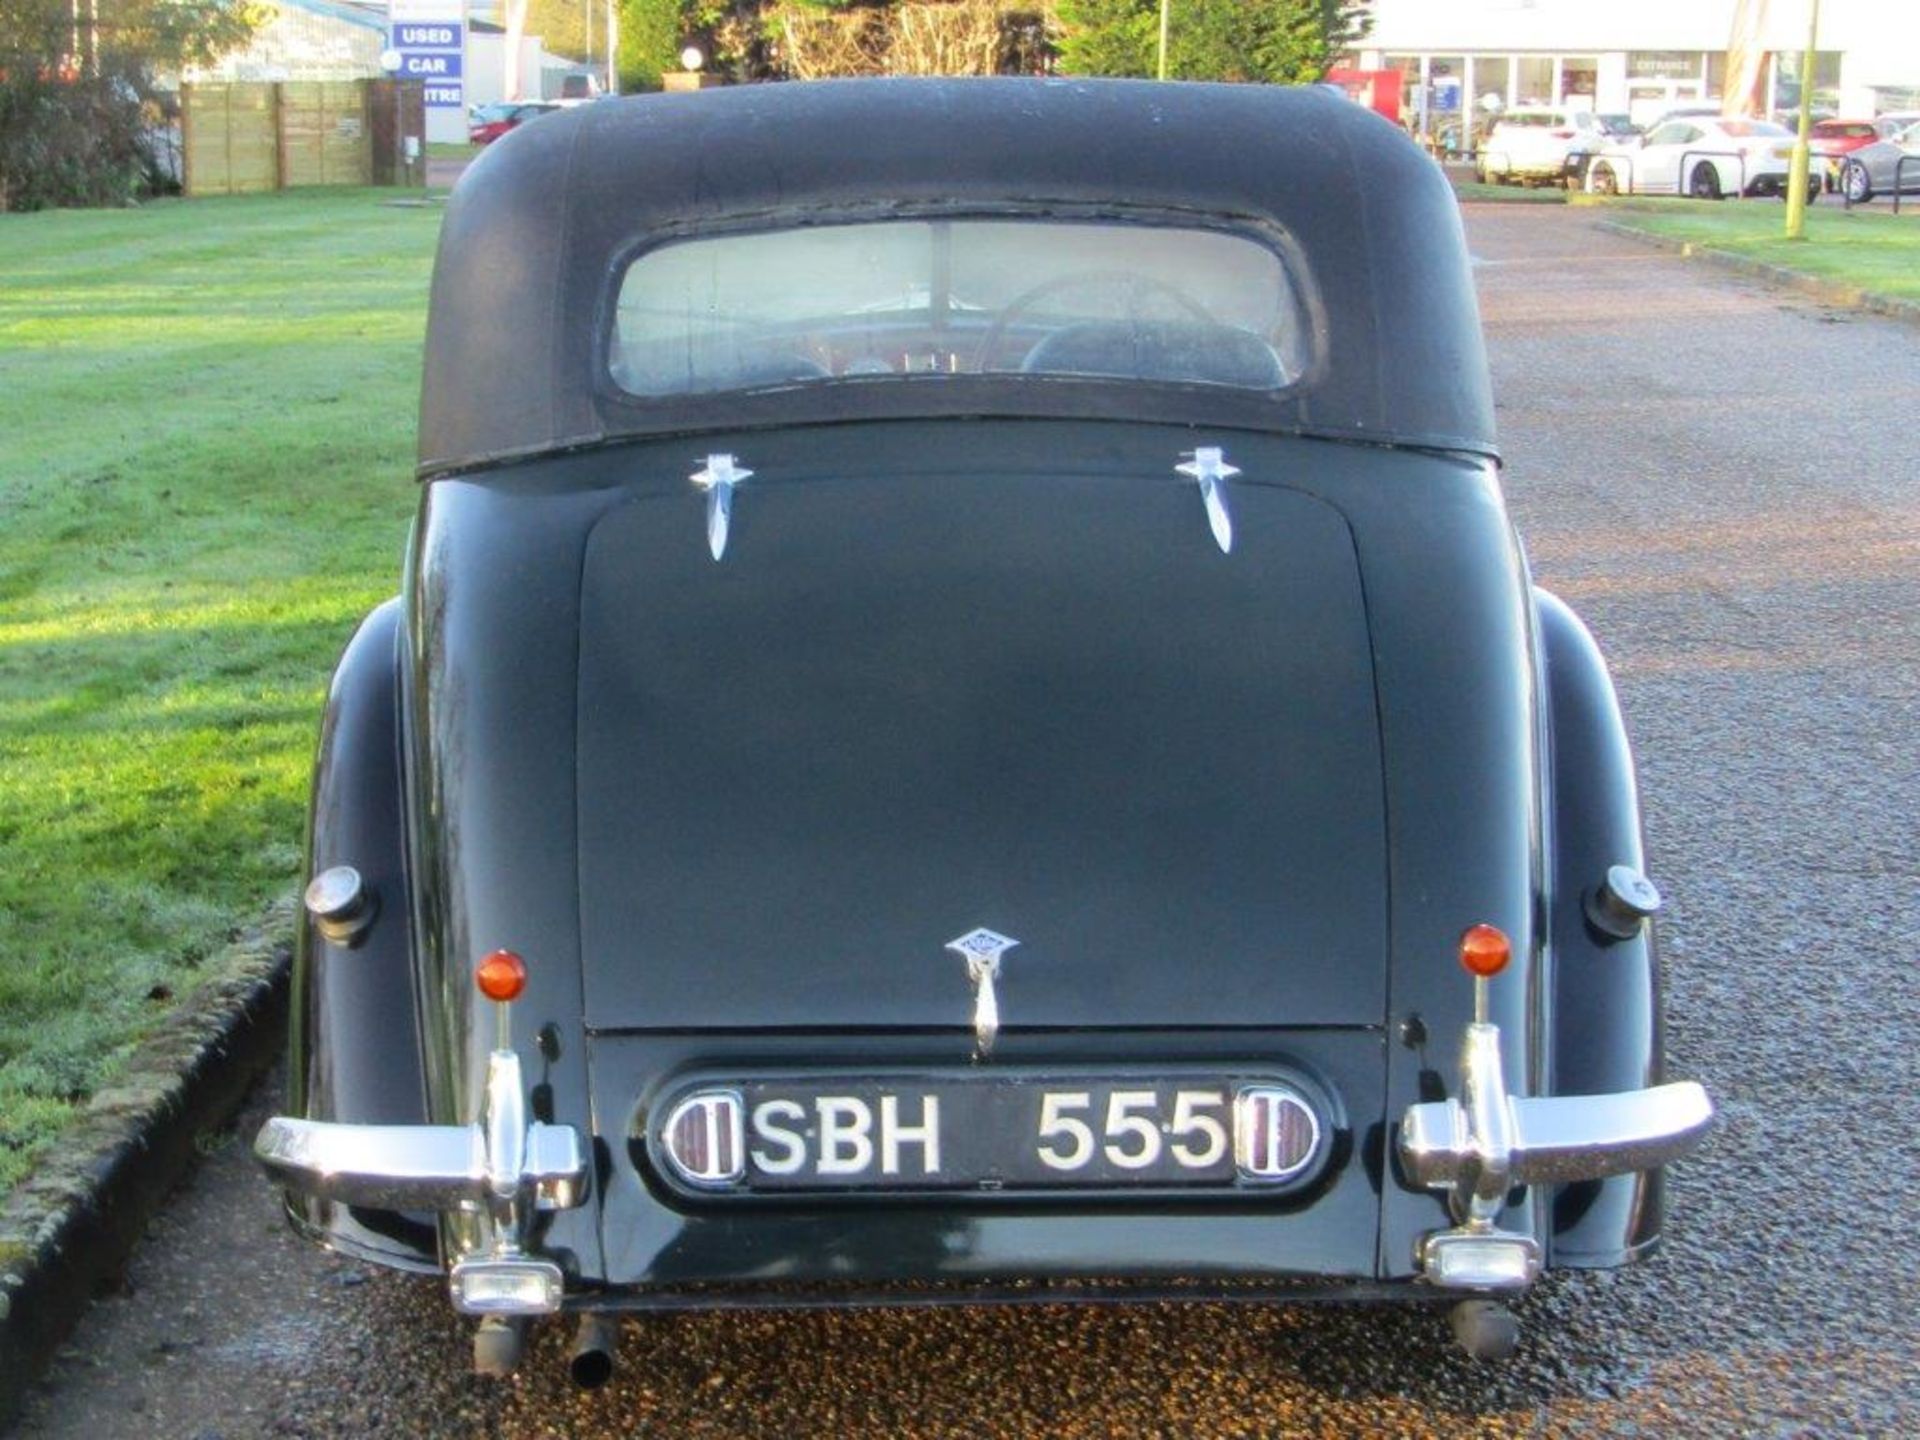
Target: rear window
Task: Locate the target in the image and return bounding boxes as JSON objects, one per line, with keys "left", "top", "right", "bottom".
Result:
{"left": 608, "top": 218, "right": 1314, "bottom": 398}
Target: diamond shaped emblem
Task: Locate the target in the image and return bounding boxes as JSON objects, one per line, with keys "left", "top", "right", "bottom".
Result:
{"left": 946, "top": 928, "right": 1019, "bottom": 965}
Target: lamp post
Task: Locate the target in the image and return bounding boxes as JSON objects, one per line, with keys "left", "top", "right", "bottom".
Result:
{"left": 1157, "top": 0, "right": 1170, "bottom": 82}
{"left": 606, "top": 0, "right": 618, "bottom": 95}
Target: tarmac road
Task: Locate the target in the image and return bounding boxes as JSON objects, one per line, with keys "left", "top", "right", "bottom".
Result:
{"left": 15, "top": 205, "right": 1920, "bottom": 1437}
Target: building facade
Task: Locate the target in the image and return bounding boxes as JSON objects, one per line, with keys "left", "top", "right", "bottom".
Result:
{"left": 1354, "top": 0, "right": 1920, "bottom": 131}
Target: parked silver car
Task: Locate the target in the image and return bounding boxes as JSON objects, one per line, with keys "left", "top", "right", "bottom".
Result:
{"left": 1838, "top": 121, "right": 1920, "bottom": 202}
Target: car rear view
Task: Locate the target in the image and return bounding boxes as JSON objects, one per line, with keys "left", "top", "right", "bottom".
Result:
{"left": 254, "top": 79, "right": 1711, "bottom": 1386}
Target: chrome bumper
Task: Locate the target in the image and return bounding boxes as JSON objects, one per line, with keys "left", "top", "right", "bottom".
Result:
{"left": 255, "top": 1047, "right": 588, "bottom": 1314}
{"left": 1402, "top": 1077, "right": 1714, "bottom": 1192}
{"left": 1399, "top": 1022, "right": 1712, "bottom": 1290}
{"left": 253, "top": 1115, "right": 588, "bottom": 1213}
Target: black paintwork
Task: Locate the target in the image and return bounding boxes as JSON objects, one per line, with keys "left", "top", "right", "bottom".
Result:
{"left": 282, "top": 78, "right": 1669, "bottom": 1297}
{"left": 575, "top": 449, "right": 1385, "bottom": 1030}
{"left": 1534, "top": 591, "right": 1665, "bottom": 1265}
{"left": 285, "top": 600, "right": 437, "bottom": 1271}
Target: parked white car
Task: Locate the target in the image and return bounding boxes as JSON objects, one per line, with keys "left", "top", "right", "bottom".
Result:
{"left": 1476, "top": 108, "right": 1609, "bottom": 185}
{"left": 1586, "top": 117, "right": 1820, "bottom": 201}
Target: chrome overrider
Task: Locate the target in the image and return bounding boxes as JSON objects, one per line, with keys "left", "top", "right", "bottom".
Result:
{"left": 254, "top": 1045, "right": 588, "bottom": 1315}
{"left": 1400, "top": 1003, "right": 1713, "bottom": 1291}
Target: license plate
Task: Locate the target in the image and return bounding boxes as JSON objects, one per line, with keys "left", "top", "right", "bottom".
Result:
{"left": 648, "top": 1070, "right": 1329, "bottom": 1197}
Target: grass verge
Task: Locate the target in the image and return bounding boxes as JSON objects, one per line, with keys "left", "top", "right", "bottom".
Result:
{"left": 1450, "top": 178, "right": 1571, "bottom": 205}
{"left": 1591, "top": 196, "right": 1920, "bottom": 304}
{"left": 0, "top": 189, "right": 440, "bottom": 1193}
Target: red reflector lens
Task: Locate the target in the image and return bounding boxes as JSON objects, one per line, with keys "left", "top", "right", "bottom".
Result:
{"left": 660, "top": 1091, "right": 746, "bottom": 1187}
{"left": 475, "top": 949, "right": 527, "bottom": 1002}
{"left": 1233, "top": 1086, "right": 1321, "bottom": 1182}
{"left": 1459, "top": 924, "right": 1511, "bottom": 978}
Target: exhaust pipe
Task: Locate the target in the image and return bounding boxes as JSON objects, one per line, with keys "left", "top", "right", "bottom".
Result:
{"left": 472, "top": 1315, "right": 527, "bottom": 1377}
{"left": 569, "top": 1311, "right": 620, "bottom": 1390}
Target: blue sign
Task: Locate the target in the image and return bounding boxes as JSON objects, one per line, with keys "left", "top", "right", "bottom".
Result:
{"left": 399, "top": 53, "right": 461, "bottom": 80}
{"left": 391, "top": 19, "right": 464, "bottom": 109}
{"left": 394, "top": 22, "right": 461, "bottom": 49}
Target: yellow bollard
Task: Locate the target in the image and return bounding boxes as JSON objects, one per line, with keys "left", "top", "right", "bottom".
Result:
{"left": 1784, "top": 0, "right": 1821, "bottom": 240}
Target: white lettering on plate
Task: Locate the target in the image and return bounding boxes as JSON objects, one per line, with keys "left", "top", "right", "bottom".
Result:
{"left": 814, "top": 1096, "right": 875, "bottom": 1174}
{"left": 880, "top": 1094, "right": 941, "bottom": 1175}
{"left": 749, "top": 1098, "right": 806, "bottom": 1175}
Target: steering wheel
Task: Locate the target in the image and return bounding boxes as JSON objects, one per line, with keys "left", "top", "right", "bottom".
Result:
{"left": 974, "top": 271, "right": 1216, "bottom": 372}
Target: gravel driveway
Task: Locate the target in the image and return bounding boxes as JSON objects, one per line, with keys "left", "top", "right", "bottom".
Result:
{"left": 15, "top": 204, "right": 1920, "bottom": 1438}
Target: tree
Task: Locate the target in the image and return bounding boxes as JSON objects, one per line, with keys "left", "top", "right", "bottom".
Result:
{"left": 619, "top": 0, "right": 687, "bottom": 91}
{"left": 524, "top": 0, "right": 603, "bottom": 66}
{"left": 1054, "top": 0, "right": 1370, "bottom": 85}
{"left": 0, "top": 0, "right": 258, "bottom": 210}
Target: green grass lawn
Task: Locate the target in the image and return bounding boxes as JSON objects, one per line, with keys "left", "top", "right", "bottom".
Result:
{"left": 0, "top": 189, "right": 440, "bottom": 1193}
{"left": 1450, "top": 179, "right": 1571, "bottom": 205}
{"left": 1593, "top": 197, "right": 1920, "bottom": 303}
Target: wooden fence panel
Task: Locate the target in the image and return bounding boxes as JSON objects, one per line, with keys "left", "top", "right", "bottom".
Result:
{"left": 280, "top": 82, "right": 373, "bottom": 188}
{"left": 184, "top": 81, "right": 412, "bottom": 195}
{"left": 182, "top": 84, "right": 278, "bottom": 197}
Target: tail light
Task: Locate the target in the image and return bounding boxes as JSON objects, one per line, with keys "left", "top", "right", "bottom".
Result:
{"left": 1233, "top": 1085, "right": 1321, "bottom": 1182}
{"left": 660, "top": 1089, "right": 745, "bottom": 1188}
{"left": 1550, "top": 129, "right": 1575, "bottom": 140}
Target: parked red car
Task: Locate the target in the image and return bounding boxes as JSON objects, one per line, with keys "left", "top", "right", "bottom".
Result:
{"left": 468, "top": 102, "right": 558, "bottom": 146}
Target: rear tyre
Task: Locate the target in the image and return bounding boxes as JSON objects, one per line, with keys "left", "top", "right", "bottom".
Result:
{"left": 1688, "top": 163, "right": 1723, "bottom": 200}
{"left": 1590, "top": 163, "right": 1620, "bottom": 196}
{"left": 1844, "top": 161, "right": 1872, "bottom": 204}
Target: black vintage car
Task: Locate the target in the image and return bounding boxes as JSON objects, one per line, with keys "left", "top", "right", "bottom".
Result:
{"left": 255, "top": 78, "right": 1711, "bottom": 1380}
